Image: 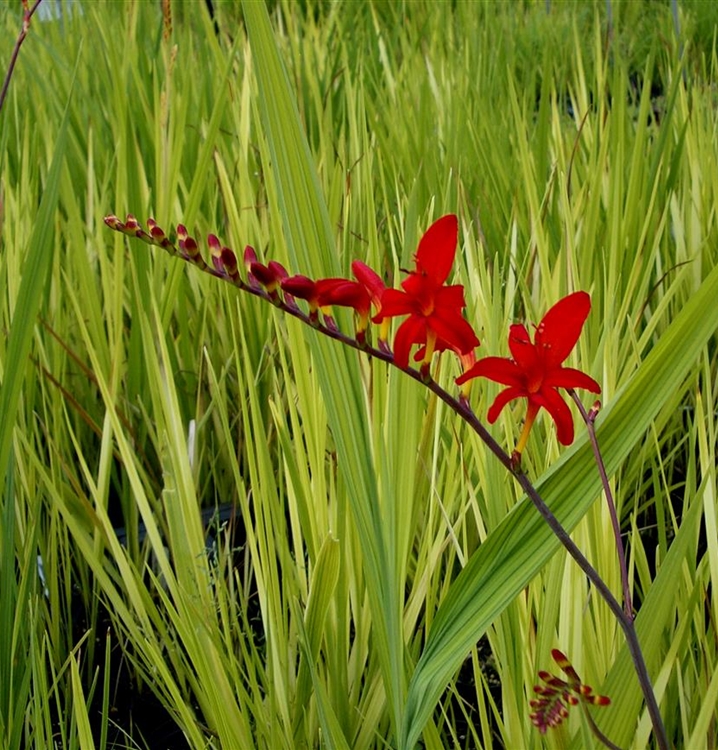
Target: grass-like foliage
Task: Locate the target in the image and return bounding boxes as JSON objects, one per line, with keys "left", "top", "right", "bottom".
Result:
{"left": 1, "top": 1, "right": 718, "bottom": 748}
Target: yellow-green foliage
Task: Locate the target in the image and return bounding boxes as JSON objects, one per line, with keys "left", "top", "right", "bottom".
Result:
{"left": 0, "top": 1, "right": 716, "bottom": 748}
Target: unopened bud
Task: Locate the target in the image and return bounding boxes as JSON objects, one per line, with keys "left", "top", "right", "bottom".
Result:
{"left": 243, "top": 245, "right": 258, "bottom": 271}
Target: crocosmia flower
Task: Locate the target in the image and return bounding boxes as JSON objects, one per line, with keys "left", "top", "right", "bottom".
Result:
{"left": 313, "top": 261, "right": 387, "bottom": 344}
{"left": 530, "top": 649, "right": 611, "bottom": 734}
{"left": 456, "top": 292, "right": 600, "bottom": 452}
{"left": 377, "top": 214, "right": 480, "bottom": 369}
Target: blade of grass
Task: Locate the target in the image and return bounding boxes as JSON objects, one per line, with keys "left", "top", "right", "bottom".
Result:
{"left": 242, "top": 0, "right": 405, "bottom": 737}
{"left": 0, "top": 64, "right": 71, "bottom": 749}
{"left": 69, "top": 654, "right": 95, "bottom": 750}
{"left": 0, "top": 69, "right": 69, "bottom": 493}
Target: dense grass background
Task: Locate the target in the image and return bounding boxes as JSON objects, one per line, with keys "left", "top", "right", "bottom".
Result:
{"left": 1, "top": 1, "right": 717, "bottom": 748}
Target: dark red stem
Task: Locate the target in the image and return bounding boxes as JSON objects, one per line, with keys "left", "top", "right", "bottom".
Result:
{"left": 568, "top": 390, "right": 633, "bottom": 620}
{"left": 238, "top": 283, "right": 668, "bottom": 750}
{"left": 582, "top": 703, "right": 624, "bottom": 750}
{"left": 122, "top": 235, "right": 669, "bottom": 750}
{"left": 0, "top": 0, "right": 44, "bottom": 118}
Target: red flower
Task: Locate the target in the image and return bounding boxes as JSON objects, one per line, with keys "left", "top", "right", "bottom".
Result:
{"left": 456, "top": 292, "right": 600, "bottom": 451}
{"left": 530, "top": 649, "right": 611, "bottom": 734}
{"left": 207, "top": 234, "right": 240, "bottom": 282}
{"left": 351, "top": 260, "right": 386, "bottom": 315}
{"left": 280, "top": 263, "right": 387, "bottom": 342}
{"left": 280, "top": 274, "right": 323, "bottom": 312}
{"left": 377, "top": 215, "right": 480, "bottom": 369}
{"left": 314, "top": 261, "right": 387, "bottom": 343}
{"left": 279, "top": 274, "right": 347, "bottom": 328}
{"left": 242, "top": 246, "right": 288, "bottom": 295}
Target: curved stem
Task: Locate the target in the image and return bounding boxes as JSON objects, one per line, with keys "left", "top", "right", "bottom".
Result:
{"left": 238, "top": 283, "right": 670, "bottom": 749}
{"left": 512, "top": 469, "right": 667, "bottom": 750}
{"left": 111, "top": 227, "right": 669, "bottom": 750}
{"left": 582, "top": 703, "right": 624, "bottom": 750}
{"left": 568, "top": 390, "right": 633, "bottom": 620}
{"left": 0, "top": 0, "right": 43, "bottom": 118}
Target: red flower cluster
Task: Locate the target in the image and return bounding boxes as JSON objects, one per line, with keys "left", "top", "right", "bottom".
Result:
{"left": 104, "top": 213, "right": 480, "bottom": 375}
{"left": 104, "top": 213, "right": 600, "bottom": 453}
{"left": 530, "top": 649, "right": 611, "bottom": 734}
{"left": 280, "top": 260, "right": 386, "bottom": 341}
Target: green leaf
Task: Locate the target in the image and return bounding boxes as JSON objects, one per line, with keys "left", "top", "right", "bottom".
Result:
{"left": 0, "top": 98, "right": 68, "bottom": 492}
{"left": 294, "top": 534, "right": 347, "bottom": 749}
{"left": 70, "top": 655, "right": 95, "bottom": 750}
{"left": 242, "top": 0, "right": 405, "bottom": 733}
{"left": 0, "top": 78, "right": 69, "bottom": 748}
{"left": 401, "top": 262, "right": 718, "bottom": 749}
{"left": 577, "top": 479, "right": 704, "bottom": 748}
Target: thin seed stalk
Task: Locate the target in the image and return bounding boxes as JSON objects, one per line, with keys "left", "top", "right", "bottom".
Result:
{"left": 568, "top": 389, "right": 633, "bottom": 620}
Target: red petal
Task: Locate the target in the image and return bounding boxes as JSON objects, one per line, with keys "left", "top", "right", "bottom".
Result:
{"left": 456, "top": 356, "right": 524, "bottom": 387}
{"left": 313, "top": 278, "right": 347, "bottom": 300}
{"left": 392, "top": 315, "right": 425, "bottom": 368}
{"left": 415, "top": 332, "right": 479, "bottom": 361}
{"left": 267, "top": 260, "right": 288, "bottom": 280}
{"left": 534, "top": 388, "right": 574, "bottom": 445}
{"left": 401, "top": 271, "right": 436, "bottom": 298}
{"left": 487, "top": 386, "right": 526, "bottom": 423}
{"left": 378, "top": 288, "right": 415, "bottom": 318}
{"left": 435, "top": 284, "right": 467, "bottom": 309}
{"left": 220, "top": 247, "right": 238, "bottom": 276}
{"left": 317, "top": 279, "right": 371, "bottom": 314}
{"left": 351, "top": 260, "right": 385, "bottom": 302}
{"left": 535, "top": 292, "right": 591, "bottom": 368}
{"left": 281, "top": 275, "right": 318, "bottom": 303}
{"left": 508, "top": 324, "right": 541, "bottom": 373}
{"left": 415, "top": 214, "right": 457, "bottom": 284}
{"left": 543, "top": 367, "right": 601, "bottom": 393}
{"left": 251, "top": 263, "right": 275, "bottom": 286}
{"left": 243, "top": 245, "right": 258, "bottom": 269}
{"left": 429, "top": 310, "right": 480, "bottom": 355}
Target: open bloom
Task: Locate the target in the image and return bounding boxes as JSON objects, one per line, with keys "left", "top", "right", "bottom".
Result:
{"left": 456, "top": 291, "right": 600, "bottom": 450}
{"left": 376, "top": 214, "right": 479, "bottom": 369}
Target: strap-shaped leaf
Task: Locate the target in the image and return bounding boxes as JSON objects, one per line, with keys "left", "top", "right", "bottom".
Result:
{"left": 0, "top": 96, "right": 68, "bottom": 492}
{"left": 402, "top": 263, "right": 718, "bottom": 749}
{"left": 242, "top": 0, "right": 406, "bottom": 734}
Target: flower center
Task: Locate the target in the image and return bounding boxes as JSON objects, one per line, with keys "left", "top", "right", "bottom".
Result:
{"left": 526, "top": 368, "right": 544, "bottom": 393}
{"left": 420, "top": 297, "right": 435, "bottom": 316}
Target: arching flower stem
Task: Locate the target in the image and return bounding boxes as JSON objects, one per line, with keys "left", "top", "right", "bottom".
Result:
{"left": 104, "top": 215, "right": 668, "bottom": 750}
{"left": 235, "top": 280, "right": 664, "bottom": 750}
{"left": 569, "top": 391, "right": 634, "bottom": 621}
